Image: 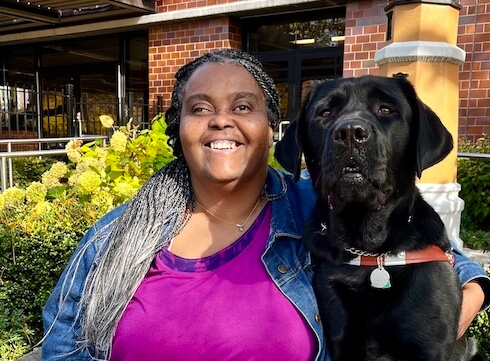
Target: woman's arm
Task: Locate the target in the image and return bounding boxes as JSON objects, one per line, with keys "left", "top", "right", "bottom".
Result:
{"left": 41, "top": 224, "right": 101, "bottom": 361}
{"left": 452, "top": 242, "right": 490, "bottom": 338}
{"left": 41, "top": 206, "right": 124, "bottom": 360}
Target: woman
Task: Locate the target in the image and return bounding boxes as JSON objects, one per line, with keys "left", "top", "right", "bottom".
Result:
{"left": 42, "top": 49, "right": 489, "bottom": 361}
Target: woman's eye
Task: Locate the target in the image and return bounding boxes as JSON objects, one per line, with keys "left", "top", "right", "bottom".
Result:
{"left": 192, "top": 106, "right": 211, "bottom": 114}
{"left": 234, "top": 104, "right": 252, "bottom": 112}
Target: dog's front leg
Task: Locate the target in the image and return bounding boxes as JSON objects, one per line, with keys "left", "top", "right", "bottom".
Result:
{"left": 314, "top": 264, "right": 364, "bottom": 361}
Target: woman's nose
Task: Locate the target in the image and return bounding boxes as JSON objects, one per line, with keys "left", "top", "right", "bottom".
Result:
{"left": 209, "top": 109, "right": 235, "bottom": 129}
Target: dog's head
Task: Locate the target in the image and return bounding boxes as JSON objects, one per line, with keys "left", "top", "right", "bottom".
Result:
{"left": 275, "top": 76, "right": 453, "bottom": 212}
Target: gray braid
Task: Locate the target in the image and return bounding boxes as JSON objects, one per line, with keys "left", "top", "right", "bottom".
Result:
{"left": 166, "top": 48, "right": 280, "bottom": 157}
{"left": 79, "top": 158, "right": 193, "bottom": 358}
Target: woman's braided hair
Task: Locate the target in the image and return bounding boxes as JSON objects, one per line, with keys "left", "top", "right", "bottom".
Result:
{"left": 61, "top": 49, "right": 280, "bottom": 359}
{"left": 165, "top": 48, "right": 280, "bottom": 156}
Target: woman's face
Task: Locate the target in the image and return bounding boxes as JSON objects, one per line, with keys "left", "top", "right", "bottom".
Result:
{"left": 179, "top": 62, "right": 273, "bottom": 188}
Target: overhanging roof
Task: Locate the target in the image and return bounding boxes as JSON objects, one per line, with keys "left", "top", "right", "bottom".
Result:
{"left": 0, "top": 0, "right": 346, "bottom": 45}
{"left": 0, "top": 0, "right": 155, "bottom": 34}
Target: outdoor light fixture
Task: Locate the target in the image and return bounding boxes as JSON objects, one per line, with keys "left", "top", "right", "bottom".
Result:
{"left": 331, "top": 36, "right": 345, "bottom": 42}
{"left": 289, "top": 38, "right": 315, "bottom": 45}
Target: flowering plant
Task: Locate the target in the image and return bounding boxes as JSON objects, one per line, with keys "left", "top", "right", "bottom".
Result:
{"left": 25, "top": 113, "right": 175, "bottom": 210}
{"left": 0, "top": 113, "right": 174, "bottom": 359}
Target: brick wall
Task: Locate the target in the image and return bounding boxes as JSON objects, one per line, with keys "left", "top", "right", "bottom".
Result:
{"left": 458, "top": 0, "right": 490, "bottom": 142}
{"left": 343, "top": 0, "right": 387, "bottom": 77}
{"left": 0, "top": 131, "right": 39, "bottom": 151}
{"left": 148, "top": 17, "right": 241, "bottom": 108}
{"left": 344, "top": 0, "right": 489, "bottom": 141}
{"left": 150, "top": 0, "right": 488, "bottom": 141}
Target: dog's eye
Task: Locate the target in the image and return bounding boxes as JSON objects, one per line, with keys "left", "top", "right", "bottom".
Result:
{"left": 319, "top": 109, "right": 332, "bottom": 118}
{"left": 378, "top": 106, "right": 394, "bottom": 116}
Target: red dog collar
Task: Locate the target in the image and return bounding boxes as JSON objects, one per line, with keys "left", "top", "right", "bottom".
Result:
{"left": 344, "top": 245, "right": 454, "bottom": 267}
{"left": 344, "top": 245, "right": 454, "bottom": 289}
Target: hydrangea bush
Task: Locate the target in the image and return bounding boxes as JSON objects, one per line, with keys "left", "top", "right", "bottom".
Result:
{"left": 0, "top": 113, "right": 174, "bottom": 359}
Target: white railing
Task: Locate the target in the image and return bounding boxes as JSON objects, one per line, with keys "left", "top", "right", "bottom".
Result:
{"left": 0, "top": 136, "right": 107, "bottom": 192}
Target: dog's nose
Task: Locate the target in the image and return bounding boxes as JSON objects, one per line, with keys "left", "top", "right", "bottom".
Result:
{"left": 333, "top": 120, "right": 369, "bottom": 146}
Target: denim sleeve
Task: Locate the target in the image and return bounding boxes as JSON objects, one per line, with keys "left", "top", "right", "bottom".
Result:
{"left": 41, "top": 224, "right": 101, "bottom": 361}
{"left": 452, "top": 240, "right": 490, "bottom": 311}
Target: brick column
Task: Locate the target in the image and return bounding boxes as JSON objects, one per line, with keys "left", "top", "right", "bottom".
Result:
{"left": 343, "top": 0, "right": 387, "bottom": 77}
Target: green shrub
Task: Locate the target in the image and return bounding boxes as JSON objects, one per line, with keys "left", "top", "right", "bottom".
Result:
{"left": 269, "top": 144, "right": 284, "bottom": 170}
{"left": 458, "top": 136, "right": 490, "bottom": 232}
{"left": 0, "top": 197, "right": 102, "bottom": 333}
{"left": 0, "top": 306, "right": 34, "bottom": 361}
{"left": 12, "top": 157, "right": 64, "bottom": 188}
{"left": 0, "top": 114, "right": 175, "bottom": 359}
{"left": 468, "top": 291, "right": 490, "bottom": 359}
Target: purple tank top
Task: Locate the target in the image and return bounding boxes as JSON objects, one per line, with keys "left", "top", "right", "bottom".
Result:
{"left": 111, "top": 203, "right": 316, "bottom": 360}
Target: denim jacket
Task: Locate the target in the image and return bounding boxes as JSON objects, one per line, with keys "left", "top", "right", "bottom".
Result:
{"left": 42, "top": 167, "right": 490, "bottom": 361}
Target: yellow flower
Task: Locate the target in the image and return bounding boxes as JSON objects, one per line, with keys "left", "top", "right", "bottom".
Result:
{"left": 99, "top": 115, "right": 114, "bottom": 128}
{"left": 33, "top": 200, "right": 52, "bottom": 215}
{"left": 90, "top": 189, "right": 114, "bottom": 212}
{"left": 77, "top": 157, "right": 104, "bottom": 173}
{"left": 0, "top": 194, "right": 4, "bottom": 211}
{"left": 3, "top": 187, "right": 25, "bottom": 209}
{"left": 112, "top": 182, "right": 137, "bottom": 201}
{"left": 68, "top": 172, "right": 80, "bottom": 188}
{"left": 66, "top": 139, "right": 83, "bottom": 163}
{"left": 94, "top": 147, "right": 108, "bottom": 163}
{"left": 110, "top": 131, "right": 128, "bottom": 152}
{"left": 42, "top": 162, "right": 69, "bottom": 188}
{"left": 26, "top": 181, "right": 47, "bottom": 203}
{"left": 77, "top": 170, "right": 102, "bottom": 195}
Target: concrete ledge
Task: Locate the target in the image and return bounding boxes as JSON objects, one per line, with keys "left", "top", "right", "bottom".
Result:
{"left": 375, "top": 41, "right": 466, "bottom": 65}
{"left": 416, "top": 182, "right": 465, "bottom": 249}
{"left": 16, "top": 347, "right": 41, "bottom": 361}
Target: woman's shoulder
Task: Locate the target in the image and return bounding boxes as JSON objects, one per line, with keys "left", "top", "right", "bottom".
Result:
{"left": 76, "top": 203, "right": 128, "bottom": 253}
{"left": 268, "top": 167, "right": 317, "bottom": 218}
{"left": 271, "top": 167, "right": 316, "bottom": 197}
{"left": 93, "top": 203, "right": 128, "bottom": 231}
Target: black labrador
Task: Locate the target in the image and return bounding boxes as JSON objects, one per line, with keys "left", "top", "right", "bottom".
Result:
{"left": 275, "top": 76, "right": 481, "bottom": 361}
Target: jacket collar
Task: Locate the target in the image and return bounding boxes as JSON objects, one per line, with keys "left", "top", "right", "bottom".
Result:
{"left": 265, "top": 167, "right": 316, "bottom": 242}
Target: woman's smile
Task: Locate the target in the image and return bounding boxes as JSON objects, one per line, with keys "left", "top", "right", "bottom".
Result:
{"left": 207, "top": 140, "right": 241, "bottom": 150}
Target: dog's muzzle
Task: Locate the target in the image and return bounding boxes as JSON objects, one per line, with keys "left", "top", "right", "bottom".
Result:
{"left": 322, "top": 117, "right": 390, "bottom": 210}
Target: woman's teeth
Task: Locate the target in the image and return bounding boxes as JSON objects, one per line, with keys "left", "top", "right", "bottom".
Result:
{"left": 209, "top": 141, "right": 238, "bottom": 149}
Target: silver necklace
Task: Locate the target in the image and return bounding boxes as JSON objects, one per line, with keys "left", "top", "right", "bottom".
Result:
{"left": 194, "top": 196, "right": 262, "bottom": 232}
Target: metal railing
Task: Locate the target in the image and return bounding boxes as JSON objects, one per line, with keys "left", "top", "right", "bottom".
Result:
{"left": 458, "top": 152, "right": 490, "bottom": 160}
{"left": 0, "top": 136, "right": 107, "bottom": 191}
{"left": 0, "top": 132, "right": 488, "bottom": 193}
{"left": 1, "top": 83, "right": 163, "bottom": 139}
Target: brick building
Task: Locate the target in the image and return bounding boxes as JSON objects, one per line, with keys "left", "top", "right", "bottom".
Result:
{"left": 0, "top": 0, "right": 488, "bottom": 141}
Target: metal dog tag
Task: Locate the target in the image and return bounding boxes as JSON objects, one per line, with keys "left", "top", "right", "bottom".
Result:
{"left": 370, "top": 267, "right": 391, "bottom": 289}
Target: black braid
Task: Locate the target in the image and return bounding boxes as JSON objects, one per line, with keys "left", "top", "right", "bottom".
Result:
{"left": 165, "top": 49, "right": 280, "bottom": 157}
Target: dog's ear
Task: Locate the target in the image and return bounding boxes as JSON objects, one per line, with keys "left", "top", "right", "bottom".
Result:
{"left": 413, "top": 99, "right": 453, "bottom": 178}
{"left": 274, "top": 120, "right": 302, "bottom": 180}
{"left": 274, "top": 82, "right": 320, "bottom": 181}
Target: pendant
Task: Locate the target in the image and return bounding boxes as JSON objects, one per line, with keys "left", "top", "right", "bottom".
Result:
{"left": 370, "top": 266, "right": 391, "bottom": 289}
{"left": 236, "top": 224, "right": 244, "bottom": 232}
